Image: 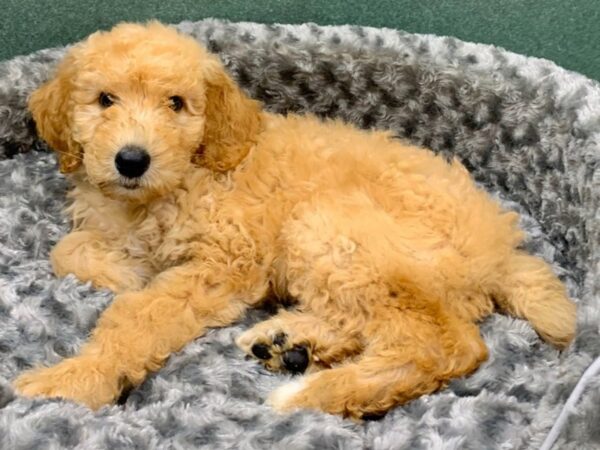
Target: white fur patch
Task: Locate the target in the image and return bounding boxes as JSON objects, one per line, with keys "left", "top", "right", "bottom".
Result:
{"left": 235, "top": 330, "right": 253, "bottom": 353}
{"left": 266, "top": 379, "right": 306, "bottom": 412}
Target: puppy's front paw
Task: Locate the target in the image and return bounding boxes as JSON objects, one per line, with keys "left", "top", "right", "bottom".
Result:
{"left": 13, "top": 357, "right": 121, "bottom": 409}
{"left": 237, "top": 322, "right": 311, "bottom": 374}
{"left": 51, "top": 231, "right": 147, "bottom": 294}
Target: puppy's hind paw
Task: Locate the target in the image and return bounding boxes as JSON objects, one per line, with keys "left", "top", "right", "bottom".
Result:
{"left": 237, "top": 323, "right": 311, "bottom": 374}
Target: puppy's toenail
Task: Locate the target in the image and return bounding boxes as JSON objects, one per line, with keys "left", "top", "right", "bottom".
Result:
{"left": 273, "top": 332, "right": 287, "bottom": 347}
{"left": 251, "top": 343, "right": 272, "bottom": 360}
{"left": 282, "top": 346, "right": 309, "bottom": 374}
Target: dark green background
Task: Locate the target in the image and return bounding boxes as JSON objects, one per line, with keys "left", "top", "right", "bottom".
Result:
{"left": 1, "top": 0, "right": 599, "bottom": 80}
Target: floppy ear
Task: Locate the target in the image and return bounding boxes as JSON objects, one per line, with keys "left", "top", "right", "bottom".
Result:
{"left": 194, "top": 58, "right": 263, "bottom": 171}
{"left": 28, "top": 52, "right": 82, "bottom": 173}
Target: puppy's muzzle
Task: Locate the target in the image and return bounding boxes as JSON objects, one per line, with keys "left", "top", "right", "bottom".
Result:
{"left": 115, "top": 145, "right": 151, "bottom": 178}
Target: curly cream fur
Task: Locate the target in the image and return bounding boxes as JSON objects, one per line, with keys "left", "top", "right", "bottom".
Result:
{"left": 13, "top": 22, "right": 576, "bottom": 419}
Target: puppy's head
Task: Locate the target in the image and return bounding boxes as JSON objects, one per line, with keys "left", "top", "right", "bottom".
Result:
{"left": 29, "top": 22, "right": 262, "bottom": 202}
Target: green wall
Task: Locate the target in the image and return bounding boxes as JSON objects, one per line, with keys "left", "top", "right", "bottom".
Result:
{"left": 1, "top": 0, "right": 599, "bottom": 80}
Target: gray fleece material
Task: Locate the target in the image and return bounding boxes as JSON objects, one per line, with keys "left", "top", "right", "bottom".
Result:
{"left": 0, "top": 19, "right": 598, "bottom": 449}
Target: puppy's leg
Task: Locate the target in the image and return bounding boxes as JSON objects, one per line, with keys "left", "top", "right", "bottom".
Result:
{"left": 494, "top": 251, "right": 576, "bottom": 348}
{"left": 268, "top": 302, "right": 488, "bottom": 420}
{"left": 52, "top": 230, "right": 150, "bottom": 293}
{"left": 14, "top": 259, "right": 267, "bottom": 409}
{"left": 237, "top": 309, "right": 364, "bottom": 374}
{"left": 268, "top": 191, "right": 489, "bottom": 418}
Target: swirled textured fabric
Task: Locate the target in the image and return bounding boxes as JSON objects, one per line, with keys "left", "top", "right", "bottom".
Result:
{"left": 0, "top": 19, "right": 598, "bottom": 450}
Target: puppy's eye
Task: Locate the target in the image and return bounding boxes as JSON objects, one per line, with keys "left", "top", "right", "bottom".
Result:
{"left": 99, "top": 92, "right": 115, "bottom": 108}
{"left": 168, "top": 96, "right": 184, "bottom": 112}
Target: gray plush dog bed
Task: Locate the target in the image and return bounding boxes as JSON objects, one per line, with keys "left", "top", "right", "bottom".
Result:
{"left": 0, "top": 19, "right": 599, "bottom": 449}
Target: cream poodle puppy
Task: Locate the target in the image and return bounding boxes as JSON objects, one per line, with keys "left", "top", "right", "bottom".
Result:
{"left": 13, "top": 22, "right": 576, "bottom": 420}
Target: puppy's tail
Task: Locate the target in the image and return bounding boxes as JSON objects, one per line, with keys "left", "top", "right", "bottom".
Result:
{"left": 494, "top": 252, "right": 576, "bottom": 349}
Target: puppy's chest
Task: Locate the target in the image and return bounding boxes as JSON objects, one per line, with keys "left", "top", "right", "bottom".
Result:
{"left": 123, "top": 197, "right": 196, "bottom": 268}
{"left": 127, "top": 189, "right": 251, "bottom": 270}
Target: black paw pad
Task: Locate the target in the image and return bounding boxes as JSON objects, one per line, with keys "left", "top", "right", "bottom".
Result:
{"left": 251, "top": 343, "right": 272, "bottom": 360}
{"left": 282, "top": 346, "right": 309, "bottom": 374}
{"left": 273, "top": 332, "right": 287, "bottom": 347}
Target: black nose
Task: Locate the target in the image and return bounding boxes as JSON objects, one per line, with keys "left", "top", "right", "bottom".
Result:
{"left": 115, "top": 146, "right": 151, "bottom": 178}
